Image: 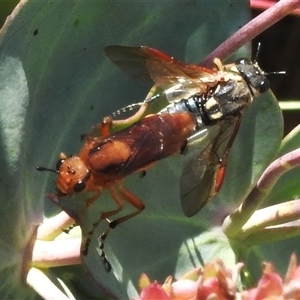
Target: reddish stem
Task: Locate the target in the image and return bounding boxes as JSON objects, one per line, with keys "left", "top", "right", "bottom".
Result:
{"left": 251, "top": 0, "right": 300, "bottom": 16}
{"left": 202, "top": 0, "right": 300, "bottom": 67}
{"left": 224, "top": 148, "right": 300, "bottom": 236}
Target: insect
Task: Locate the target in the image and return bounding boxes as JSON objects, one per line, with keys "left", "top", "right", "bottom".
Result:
{"left": 37, "top": 111, "right": 198, "bottom": 271}
{"left": 104, "top": 45, "right": 273, "bottom": 216}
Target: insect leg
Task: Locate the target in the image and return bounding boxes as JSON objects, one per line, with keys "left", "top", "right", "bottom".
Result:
{"left": 110, "top": 185, "right": 145, "bottom": 226}
{"left": 85, "top": 189, "right": 102, "bottom": 207}
{"left": 82, "top": 184, "right": 140, "bottom": 266}
{"left": 97, "top": 185, "right": 145, "bottom": 271}
{"left": 107, "top": 101, "right": 149, "bottom": 129}
{"left": 81, "top": 186, "right": 123, "bottom": 257}
{"left": 81, "top": 102, "right": 150, "bottom": 141}
{"left": 80, "top": 116, "right": 113, "bottom": 141}
{"left": 110, "top": 84, "right": 159, "bottom": 117}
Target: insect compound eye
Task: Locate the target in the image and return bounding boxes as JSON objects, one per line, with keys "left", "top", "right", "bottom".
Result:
{"left": 56, "top": 159, "right": 65, "bottom": 171}
{"left": 73, "top": 180, "right": 86, "bottom": 193}
{"left": 256, "top": 77, "right": 270, "bottom": 93}
{"left": 235, "top": 58, "right": 270, "bottom": 94}
{"left": 247, "top": 72, "right": 270, "bottom": 94}
{"left": 72, "top": 170, "right": 90, "bottom": 193}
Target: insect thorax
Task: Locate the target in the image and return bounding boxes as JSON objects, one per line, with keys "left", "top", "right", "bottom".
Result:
{"left": 205, "top": 80, "right": 252, "bottom": 122}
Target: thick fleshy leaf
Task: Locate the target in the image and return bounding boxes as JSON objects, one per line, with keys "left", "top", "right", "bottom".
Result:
{"left": 0, "top": 0, "right": 254, "bottom": 298}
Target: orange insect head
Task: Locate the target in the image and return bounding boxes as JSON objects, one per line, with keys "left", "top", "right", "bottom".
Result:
{"left": 56, "top": 155, "right": 91, "bottom": 195}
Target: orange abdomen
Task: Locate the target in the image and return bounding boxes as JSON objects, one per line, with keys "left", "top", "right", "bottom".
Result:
{"left": 80, "top": 112, "right": 197, "bottom": 180}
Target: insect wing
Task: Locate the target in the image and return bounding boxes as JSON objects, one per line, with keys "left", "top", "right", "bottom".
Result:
{"left": 104, "top": 46, "right": 153, "bottom": 81}
{"left": 104, "top": 46, "right": 218, "bottom": 101}
{"left": 180, "top": 121, "right": 235, "bottom": 217}
{"left": 104, "top": 113, "right": 195, "bottom": 177}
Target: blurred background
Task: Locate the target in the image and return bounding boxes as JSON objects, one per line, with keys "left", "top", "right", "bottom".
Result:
{"left": 252, "top": 7, "right": 300, "bottom": 135}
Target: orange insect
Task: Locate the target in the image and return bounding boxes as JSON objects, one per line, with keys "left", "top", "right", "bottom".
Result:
{"left": 37, "top": 111, "right": 198, "bottom": 270}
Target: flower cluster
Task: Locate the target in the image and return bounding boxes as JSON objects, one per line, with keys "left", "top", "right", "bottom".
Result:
{"left": 137, "top": 254, "right": 300, "bottom": 300}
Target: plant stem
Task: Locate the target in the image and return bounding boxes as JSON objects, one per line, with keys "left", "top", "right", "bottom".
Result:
{"left": 202, "top": 0, "right": 300, "bottom": 67}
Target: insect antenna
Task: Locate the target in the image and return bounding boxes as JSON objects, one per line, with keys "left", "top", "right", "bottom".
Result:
{"left": 265, "top": 70, "right": 286, "bottom": 76}
{"left": 36, "top": 166, "right": 59, "bottom": 174}
{"left": 253, "top": 42, "right": 262, "bottom": 64}
{"left": 111, "top": 102, "right": 144, "bottom": 117}
{"left": 253, "top": 42, "right": 286, "bottom": 76}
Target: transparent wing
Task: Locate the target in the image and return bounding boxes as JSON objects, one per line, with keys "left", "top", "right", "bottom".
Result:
{"left": 180, "top": 121, "right": 236, "bottom": 217}
{"left": 104, "top": 46, "right": 218, "bottom": 102}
